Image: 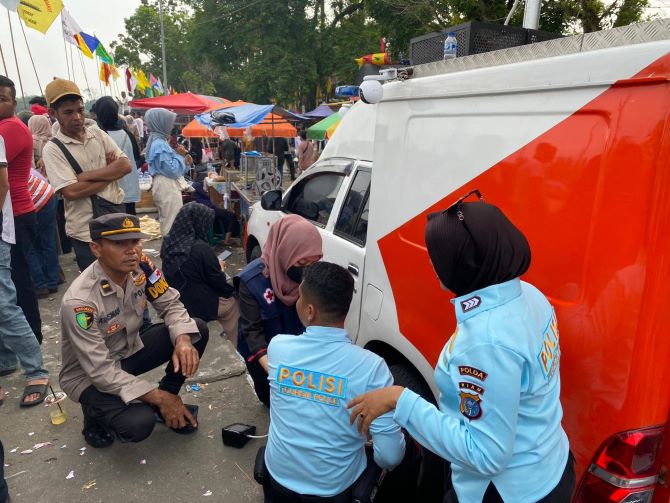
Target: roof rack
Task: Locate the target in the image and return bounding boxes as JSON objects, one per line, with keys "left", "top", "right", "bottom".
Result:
{"left": 410, "top": 18, "right": 670, "bottom": 79}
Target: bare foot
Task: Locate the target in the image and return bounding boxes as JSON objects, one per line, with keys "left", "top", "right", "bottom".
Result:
{"left": 23, "top": 378, "right": 49, "bottom": 405}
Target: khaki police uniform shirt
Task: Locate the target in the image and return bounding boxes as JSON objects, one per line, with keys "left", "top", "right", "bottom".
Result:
{"left": 59, "top": 255, "right": 199, "bottom": 404}
{"left": 42, "top": 125, "right": 127, "bottom": 242}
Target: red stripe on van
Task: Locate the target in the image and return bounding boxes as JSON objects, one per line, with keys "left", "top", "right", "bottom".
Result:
{"left": 378, "top": 52, "right": 670, "bottom": 485}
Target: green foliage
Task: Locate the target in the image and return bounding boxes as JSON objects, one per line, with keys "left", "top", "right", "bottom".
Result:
{"left": 112, "top": 0, "right": 648, "bottom": 108}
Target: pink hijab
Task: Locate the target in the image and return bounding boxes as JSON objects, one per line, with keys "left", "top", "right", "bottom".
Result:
{"left": 261, "top": 215, "right": 323, "bottom": 305}
{"left": 28, "top": 115, "right": 52, "bottom": 159}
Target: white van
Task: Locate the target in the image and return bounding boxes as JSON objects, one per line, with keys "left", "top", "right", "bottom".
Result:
{"left": 245, "top": 19, "right": 670, "bottom": 503}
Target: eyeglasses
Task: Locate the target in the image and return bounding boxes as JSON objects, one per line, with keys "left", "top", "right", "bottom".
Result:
{"left": 428, "top": 189, "right": 484, "bottom": 222}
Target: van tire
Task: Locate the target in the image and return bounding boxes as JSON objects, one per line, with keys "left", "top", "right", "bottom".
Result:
{"left": 389, "top": 363, "right": 435, "bottom": 405}
{"left": 247, "top": 243, "right": 262, "bottom": 264}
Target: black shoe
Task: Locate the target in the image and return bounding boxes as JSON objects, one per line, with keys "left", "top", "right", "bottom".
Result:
{"left": 154, "top": 404, "right": 199, "bottom": 434}
{"left": 82, "top": 416, "right": 114, "bottom": 448}
{"left": 35, "top": 287, "right": 50, "bottom": 299}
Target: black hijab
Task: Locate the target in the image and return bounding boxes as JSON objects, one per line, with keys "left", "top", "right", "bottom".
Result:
{"left": 425, "top": 201, "right": 531, "bottom": 297}
{"left": 95, "top": 96, "right": 141, "bottom": 162}
{"left": 160, "top": 202, "right": 214, "bottom": 276}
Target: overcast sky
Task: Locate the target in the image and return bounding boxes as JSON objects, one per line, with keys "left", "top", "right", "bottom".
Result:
{"left": 0, "top": 0, "right": 140, "bottom": 100}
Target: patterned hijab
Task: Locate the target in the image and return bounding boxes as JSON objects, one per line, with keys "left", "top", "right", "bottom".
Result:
{"left": 425, "top": 201, "right": 531, "bottom": 297}
{"left": 160, "top": 202, "right": 214, "bottom": 276}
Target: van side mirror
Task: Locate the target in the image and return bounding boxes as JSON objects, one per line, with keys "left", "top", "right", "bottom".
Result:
{"left": 261, "top": 190, "right": 283, "bottom": 211}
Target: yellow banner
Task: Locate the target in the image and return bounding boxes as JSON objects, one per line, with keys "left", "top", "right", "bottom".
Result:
{"left": 18, "top": 0, "right": 63, "bottom": 34}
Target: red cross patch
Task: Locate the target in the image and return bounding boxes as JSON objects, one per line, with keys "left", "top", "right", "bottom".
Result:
{"left": 264, "top": 288, "right": 275, "bottom": 304}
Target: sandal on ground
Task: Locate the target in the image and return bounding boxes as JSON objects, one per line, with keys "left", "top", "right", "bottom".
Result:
{"left": 20, "top": 383, "right": 49, "bottom": 408}
{"left": 155, "top": 404, "right": 199, "bottom": 434}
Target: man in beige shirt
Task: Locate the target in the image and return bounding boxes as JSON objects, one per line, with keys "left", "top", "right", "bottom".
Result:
{"left": 42, "top": 79, "right": 131, "bottom": 270}
{"left": 59, "top": 213, "right": 209, "bottom": 448}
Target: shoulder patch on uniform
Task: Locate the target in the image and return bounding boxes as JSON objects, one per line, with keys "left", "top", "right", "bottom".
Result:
{"left": 459, "top": 382, "right": 485, "bottom": 395}
{"left": 76, "top": 312, "right": 94, "bottom": 330}
{"left": 459, "top": 391, "right": 482, "bottom": 420}
{"left": 276, "top": 365, "right": 347, "bottom": 407}
{"left": 458, "top": 366, "right": 488, "bottom": 381}
{"left": 460, "top": 296, "right": 481, "bottom": 312}
{"left": 263, "top": 288, "right": 275, "bottom": 304}
{"left": 73, "top": 306, "right": 94, "bottom": 314}
{"left": 148, "top": 268, "right": 161, "bottom": 285}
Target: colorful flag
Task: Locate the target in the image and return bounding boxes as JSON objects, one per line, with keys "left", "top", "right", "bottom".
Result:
{"left": 0, "top": 0, "right": 19, "bottom": 11}
{"left": 74, "top": 34, "right": 93, "bottom": 58}
{"left": 61, "top": 8, "right": 81, "bottom": 46}
{"left": 156, "top": 78, "right": 165, "bottom": 95}
{"left": 125, "top": 68, "right": 137, "bottom": 93}
{"left": 95, "top": 42, "right": 114, "bottom": 65}
{"left": 99, "top": 63, "right": 111, "bottom": 86}
{"left": 78, "top": 32, "right": 100, "bottom": 54}
{"left": 18, "top": 0, "right": 63, "bottom": 34}
{"left": 110, "top": 65, "right": 120, "bottom": 80}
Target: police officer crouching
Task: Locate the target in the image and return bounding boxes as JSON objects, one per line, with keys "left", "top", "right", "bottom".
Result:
{"left": 58, "top": 213, "right": 209, "bottom": 448}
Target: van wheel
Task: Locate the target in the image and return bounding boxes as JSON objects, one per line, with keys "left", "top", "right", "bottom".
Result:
{"left": 248, "top": 243, "right": 262, "bottom": 263}
{"left": 389, "top": 363, "right": 436, "bottom": 405}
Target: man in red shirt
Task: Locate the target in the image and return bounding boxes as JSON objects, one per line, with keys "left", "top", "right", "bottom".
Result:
{"left": 0, "top": 76, "right": 42, "bottom": 348}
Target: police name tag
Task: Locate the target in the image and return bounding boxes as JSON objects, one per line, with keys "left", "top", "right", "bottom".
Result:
{"left": 276, "top": 365, "right": 347, "bottom": 407}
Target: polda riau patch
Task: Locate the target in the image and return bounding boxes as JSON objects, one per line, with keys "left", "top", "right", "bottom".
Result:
{"left": 459, "top": 391, "right": 482, "bottom": 420}
{"left": 458, "top": 366, "right": 488, "bottom": 381}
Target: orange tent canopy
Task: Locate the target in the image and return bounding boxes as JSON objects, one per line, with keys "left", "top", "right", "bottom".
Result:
{"left": 182, "top": 120, "right": 218, "bottom": 138}
{"left": 227, "top": 113, "right": 297, "bottom": 138}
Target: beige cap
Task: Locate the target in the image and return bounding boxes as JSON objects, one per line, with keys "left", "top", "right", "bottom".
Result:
{"left": 45, "top": 78, "right": 82, "bottom": 107}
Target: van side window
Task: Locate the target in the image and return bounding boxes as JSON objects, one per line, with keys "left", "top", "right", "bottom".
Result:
{"left": 335, "top": 169, "right": 371, "bottom": 246}
{"left": 285, "top": 172, "right": 344, "bottom": 226}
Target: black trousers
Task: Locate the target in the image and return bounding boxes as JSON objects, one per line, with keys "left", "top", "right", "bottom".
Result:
{"left": 264, "top": 466, "right": 353, "bottom": 503}
{"left": 0, "top": 439, "right": 7, "bottom": 503}
{"left": 444, "top": 452, "right": 576, "bottom": 503}
{"left": 79, "top": 319, "right": 209, "bottom": 443}
{"left": 10, "top": 212, "right": 42, "bottom": 344}
{"left": 56, "top": 197, "right": 72, "bottom": 254}
{"left": 71, "top": 239, "right": 97, "bottom": 272}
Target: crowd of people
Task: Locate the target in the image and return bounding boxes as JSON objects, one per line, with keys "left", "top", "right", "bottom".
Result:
{"left": 0, "top": 73, "right": 574, "bottom": 503}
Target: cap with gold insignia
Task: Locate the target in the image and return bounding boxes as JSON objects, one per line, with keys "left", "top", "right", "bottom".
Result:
{"left": 89, "top": 213, "right": 150, "bottom": 241}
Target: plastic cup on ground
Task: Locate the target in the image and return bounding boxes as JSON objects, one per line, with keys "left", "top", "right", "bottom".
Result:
{"left": 46, "top": 391, "right": 67, "bottom": 425}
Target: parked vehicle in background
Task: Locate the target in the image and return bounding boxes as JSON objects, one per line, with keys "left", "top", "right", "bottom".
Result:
{"left": 246, "top": 20, "right": 670, "bottom": 503}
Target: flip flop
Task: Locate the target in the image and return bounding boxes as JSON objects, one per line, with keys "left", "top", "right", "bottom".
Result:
{"left": 20, "top": 383, "right": 49, "bottom": 408}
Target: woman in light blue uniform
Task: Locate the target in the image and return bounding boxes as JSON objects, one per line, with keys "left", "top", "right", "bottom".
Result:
{"left": 348, "top": 193, "right": 575, "bottom": 503}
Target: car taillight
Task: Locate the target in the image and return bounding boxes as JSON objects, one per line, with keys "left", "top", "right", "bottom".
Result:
{"left": 574, "top": 424, "right": 665, "bottom": 503}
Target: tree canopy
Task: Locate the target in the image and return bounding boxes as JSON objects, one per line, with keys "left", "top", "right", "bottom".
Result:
{"left": 112, "top": 0, "right": 648, "bottom": 110}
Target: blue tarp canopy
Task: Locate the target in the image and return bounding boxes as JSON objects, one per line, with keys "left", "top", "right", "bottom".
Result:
{"left": 195, "top": 103, "right": 275, "bottom": 129}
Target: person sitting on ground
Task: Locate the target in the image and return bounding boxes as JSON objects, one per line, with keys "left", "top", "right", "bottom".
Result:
{"left": 191, "top": 180, "right": 238, "bottom": 245}
{"left": 261, "top": 262, "right": 405, "bottom": 501}
{"left": 59, "top": 213, "right": 209, "bottom": 448}
{"left": 161, "top": 202, "right": 239, "bottom": 346}
{"left": 235, "top": 215, "right": 322, "bottom": 407}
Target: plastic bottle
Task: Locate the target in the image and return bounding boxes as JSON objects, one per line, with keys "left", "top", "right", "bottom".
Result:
{"left": 223, "top": 192, "right": 230, "bottom": 210}
{"left": 443, "top": 32, "right": 458, "bottom": 60}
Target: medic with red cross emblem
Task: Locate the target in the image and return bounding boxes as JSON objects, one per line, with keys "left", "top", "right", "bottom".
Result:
{"left": 234, "top": 215, "right": 322, "bottom": 406}
{"left": 348, "top": 193, "right": 575, "bottom": 503}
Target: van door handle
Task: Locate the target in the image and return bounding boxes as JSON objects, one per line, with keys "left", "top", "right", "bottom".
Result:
{"left": 348, "top": 264, "right": 359, "bottom": 276}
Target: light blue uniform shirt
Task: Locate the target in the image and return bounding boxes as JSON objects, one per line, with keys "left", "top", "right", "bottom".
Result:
{"left": 265, "top": 326, "right": 405, "bottom": 497}
{"left": 147, "top": 139, "right": 185, "bottom": 179}
{"left": 394, "top": 279, "right": 569, "bottom": 503}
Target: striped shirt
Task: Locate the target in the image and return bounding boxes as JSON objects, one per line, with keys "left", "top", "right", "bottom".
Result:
{"left": 28, "top": 169, "right": 55, "bottom": 212}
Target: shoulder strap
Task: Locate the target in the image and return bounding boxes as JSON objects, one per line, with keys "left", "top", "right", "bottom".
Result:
{"left": 50, "top": 137, "right": 83, "bottom": 175}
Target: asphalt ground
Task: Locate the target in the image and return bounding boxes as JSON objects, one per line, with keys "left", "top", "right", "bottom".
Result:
{"left": 0, "top": 231, "right": 268, "bottom": 503}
